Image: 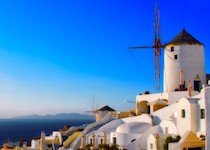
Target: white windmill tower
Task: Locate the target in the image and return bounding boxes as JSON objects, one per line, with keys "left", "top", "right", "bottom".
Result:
{"left": 128, "top": 0, "right": 207, "bottom": 93}
{"left": 163, "top": 28, "right": 206, "bottom": 92}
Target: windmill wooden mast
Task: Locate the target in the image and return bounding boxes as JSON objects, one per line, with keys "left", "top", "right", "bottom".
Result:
{"left": 129, "top": 0, "right": 164, "bottom": 90}
{"left": 153, "top": 0, "right": 162, "bottom": 90}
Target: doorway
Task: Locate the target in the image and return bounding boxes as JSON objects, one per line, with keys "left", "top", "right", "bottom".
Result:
{"left": 194, "top": 80, "right": 201, "bottom": 91}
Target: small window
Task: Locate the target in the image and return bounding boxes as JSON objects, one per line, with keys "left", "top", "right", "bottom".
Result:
{"left": 201, "top": 109, "right": 205, "bottom": 119}
{"left": 165, "top": 127, "right": 168, "bottom": 134}
{"left": 171, "top": 47, "right": 174, "bottom": 52}
{"left": 182, "top": 109, "right": 185, "bottom": 118}
{"left": 113, "top": 137, "right": 117, "bottom": 144}
{"left": 150, "top": 143, "right": 153, "bottom": 149}
{"left": 174, "top": 55, "right": 178, "bottom": 60}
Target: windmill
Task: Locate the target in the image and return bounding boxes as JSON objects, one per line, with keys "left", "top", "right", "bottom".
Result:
{"left": 85, "top": 96, "right": 99, "bottom": 119}
{"left": 128, "top": 0, "right": 165, "bottom": 91}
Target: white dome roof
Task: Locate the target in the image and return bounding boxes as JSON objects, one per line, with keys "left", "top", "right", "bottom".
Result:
{"left": 116, "top": 122, "right": 151, "bottom": 134}
{"left": 98, "top": 119, "right": 124, "bottom": 132}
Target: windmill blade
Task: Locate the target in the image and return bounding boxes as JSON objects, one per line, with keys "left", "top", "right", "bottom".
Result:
{"left": 91, "top": 96, "right": 99, "bottom": 111}
{"left": 85, "top": 110, "right": 98, "bottom": 113}
{"left": 127, "top": 0, "right": 165, "bottom": 91}
{"left": 128, "top": 45, "right": 165, "bottom": 50}
{"left": 128, "top": 46, "right": 154, "bottom": 50}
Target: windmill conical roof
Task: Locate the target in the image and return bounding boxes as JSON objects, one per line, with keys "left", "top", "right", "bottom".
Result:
{"left": 97, "top": 105, "right": 115, "bottom": 111}
{"left": 166, "top": 28, "right": 203, "bottom": 46}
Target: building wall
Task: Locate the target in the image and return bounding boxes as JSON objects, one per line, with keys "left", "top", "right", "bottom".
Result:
{"left": 177, "top": 98, "right": 191, "bottom": 136}
{"left": 136, "top": 101, "right": 149, "bottom": 114}
{"left": 110, "top": 132, "right": 141, "bottom": 146}
{"left": 167, "top": 91, "right": 199, "bottom": 104}
{"left": 147, "top": 134, "right": 167, "bottom": 150}
{"left": 116, "top": 112, "right": 130, "bottom": 119}
{"left": 94, "top": 115, "right": 152, "bottom": 147}
{"left": 177, "top": 98, "right": 199, "bottom": 136}
{"left": 205, "top": 87, "right": 210, "bottom": 150}
{"left": 164, "top": 45, "right": 181, "bottom": 92}
{"left": 98, "top": 119, "right": 124, "bottom": 132}
{"left": 147, "top": 134, "right": 157, "bottom": 150}
{"left": 164, "top": 45, "right": 206, "bottom": 92}
{"left": 152, "top": 103, "right": 177, "bottom": 125}
{"left": 97, "top": 111, "right": 109, "bottom": 121}
{"left": 136, "top": 93, "right": 167, "bottom": 104}
{"left": 190, "top": 103, "right": 199, "bottom": 133}
{"left": 159, "top": 120, "right": 178, "bottom": 135}
{"left": 168, "top": 143, "right": 181, "bottom": 150}
{"left": 198, "top": 89, "right": 206, "bottom": 132}
{"left": 86, "top": 132, "right": 110, "bottom": 147}
{"left": 136, "top": 91, "right": 199, "bottom": 110}
{"left": 121, "top": 114, "right": 152, "bottom": 124}
{"left": 152, "top": 105, "right": 166, "bottom": 112}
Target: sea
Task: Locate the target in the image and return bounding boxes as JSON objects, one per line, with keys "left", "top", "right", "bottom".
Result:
{"left": 0, "top": 119, "right": 94, "bottom": 146}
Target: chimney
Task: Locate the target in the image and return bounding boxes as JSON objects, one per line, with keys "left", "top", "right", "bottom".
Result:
{"left": 188, "top": 80, "right": 191, "bottom": 97}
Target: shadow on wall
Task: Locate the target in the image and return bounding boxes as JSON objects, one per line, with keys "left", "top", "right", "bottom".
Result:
{"left": 152, "top": 116, "right": 161, "bottom": 125}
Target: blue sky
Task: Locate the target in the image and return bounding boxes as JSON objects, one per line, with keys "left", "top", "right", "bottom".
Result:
{"left": 0, "top": 0, "right": 209, "bottom": 118}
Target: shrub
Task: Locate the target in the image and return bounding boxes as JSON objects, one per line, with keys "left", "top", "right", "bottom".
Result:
{"left": 98, "top": 144, "right": 110, "bottom": 150}
{"left": 110, "top": 144, "right": 119, "bottom": 150}
{"left": 85, "top": 144, "right": 92, "bottom": 150}
{"left": 98, "top": 144, "right": 119, "bottom": 150}
{"left": 200, "top": 134, "right": 205, "bottom": 141}
{"left": 164, "top": 135, "right": 181, "bottom": 150}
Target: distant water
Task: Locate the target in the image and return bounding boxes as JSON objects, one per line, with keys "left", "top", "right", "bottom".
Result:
{"left": 0, "top": 119, "right": 94, "bottom": 146}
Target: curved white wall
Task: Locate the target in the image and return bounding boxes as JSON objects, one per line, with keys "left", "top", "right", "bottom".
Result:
{"left": 159, "top": 120, "right": 178, "bottom": 135}
{"left": 98, "top": 119, "right": 124, "bottom": 132}
{"left": 147, "top": 134, "right": 157, "bottom": 150}
{"left": 164, "top": 45, "right": 206, "bottom": 92}
{"left": 122, "top": 114, "right": 152, "bottom": 124}
{"left": 110, "top": 132, "right": 141, "bottom": 146}
{"left": 116, "top": 122, "right": 151, "bottom": 134}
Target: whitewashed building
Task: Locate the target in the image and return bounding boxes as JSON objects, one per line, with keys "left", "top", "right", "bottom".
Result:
{"left": 164, "top": 28, "right": 206, "bottom": 93}
{"left": 70, "top": 29, "right": 210, "bottom": 150}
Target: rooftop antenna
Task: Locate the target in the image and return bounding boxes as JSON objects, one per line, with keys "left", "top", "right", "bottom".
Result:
{"left": 128, "top": 0, "right": 164, "bottom": 91}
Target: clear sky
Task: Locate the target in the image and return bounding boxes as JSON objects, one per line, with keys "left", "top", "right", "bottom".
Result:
{"left": 0, "top": 0, "right": 210, "bottom": 118}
